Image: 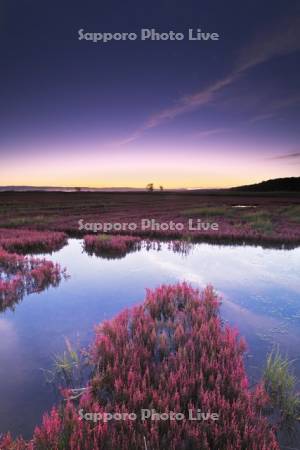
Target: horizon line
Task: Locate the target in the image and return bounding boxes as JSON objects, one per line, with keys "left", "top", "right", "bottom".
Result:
{"left": 0, "top": 176, "right": 297, "bottom": 191}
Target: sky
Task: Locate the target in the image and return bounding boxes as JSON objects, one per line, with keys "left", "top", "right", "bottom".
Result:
{"left": 0, "top": 0, "right": 299, "bottom": 188}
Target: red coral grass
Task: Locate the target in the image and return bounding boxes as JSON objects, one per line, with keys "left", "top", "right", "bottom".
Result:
{"left": 1, "top": 192, "right": 299, "bottom": 247}
{"left": 0, "top": 283, "right": 279, "bottom": 449}
{"left": 0, "top": 228, "right": 67, "bottom": 254}
{"left": 84, "top": 234, "right": 142, "bottom": 258}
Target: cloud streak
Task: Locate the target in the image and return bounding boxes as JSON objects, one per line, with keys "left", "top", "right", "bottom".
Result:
{"left": 268, "top": 152, "right": 300, "bottom": 160}
{"left": 194, "top": 127, "right": 231, "bottom": 139}
{"left": 236, "top": 14, "right": 300, "bottom": 72}
{"left": 247, "top": 93, "right": 300, "bottom": 123}
{"left": 119, "top": 12, "right": 300, "bottom": 145}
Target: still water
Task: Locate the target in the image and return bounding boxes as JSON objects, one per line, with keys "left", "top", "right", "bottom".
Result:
{"left": 0, "top": 239, "right": 299, "bottom": 438}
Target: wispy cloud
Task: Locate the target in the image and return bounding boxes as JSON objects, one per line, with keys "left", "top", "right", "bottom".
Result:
{"left": 194, "top": 127, "right": 231, "bottom": 138}
{"left": 236, "top": 14, "right": 300, "bottom": 72}
{"left": 268, "top": 152, "right": 300, "bottom": 160}
{"left": 116, "top": 75, "right": 237, "bottom": 145}
{"left": 247, "top": 112, "right": 277, "bottom": 124}
{"left": 143, "top": 74, "right": 238, "bottom": 130}
{"left": 119, "top": 13, "right": 300, "bottom": 145}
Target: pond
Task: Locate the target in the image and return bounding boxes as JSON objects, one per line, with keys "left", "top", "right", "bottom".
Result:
{"left": 0, "top": 238, "right": 299, "bottom": 438}
{"left": 231, "top": 205, "right": 257, "bottom": 208}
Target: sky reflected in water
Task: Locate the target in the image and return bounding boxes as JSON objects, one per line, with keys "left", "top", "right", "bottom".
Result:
{"left": 0, "top": 239, "right": 299, "bottom": 438}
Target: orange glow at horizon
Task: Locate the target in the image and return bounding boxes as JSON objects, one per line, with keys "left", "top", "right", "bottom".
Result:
{"left": 1, "top": 140, "right": 299, "bottom": 189}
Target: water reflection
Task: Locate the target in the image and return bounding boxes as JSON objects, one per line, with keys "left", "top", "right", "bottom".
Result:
{"left": 0, "top": 239, "right": 299, "bottom": 438}
{"left": 83, "top": 238, "right": 193, "bottom": 259}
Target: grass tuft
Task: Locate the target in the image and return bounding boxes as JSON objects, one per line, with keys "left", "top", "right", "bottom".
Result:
{"left": 263, "top": 348, "right": 300, "bottom": 423}
{"left": 280, "top": 205, "right": 300, "bottom": 223}
{"left": 243, "top": 210, "right": 273, "bottom": 234}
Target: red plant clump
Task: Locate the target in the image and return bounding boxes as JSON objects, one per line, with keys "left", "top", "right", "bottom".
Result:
{"left": 0, "top": 283, "right": 279, "bottom": 449}
{"left": 0, "top": 247, "right": 66, "bottom": 311}
{"left": 1, "top": 192, "right": 299, "bottom": 247}
{"left": 0, "top": 228, "right": 67, "bottom": 254}
{"left": 84, "top": 234, "right": 142, "bottom": 258}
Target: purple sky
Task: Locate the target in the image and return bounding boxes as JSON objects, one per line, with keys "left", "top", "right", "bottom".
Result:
{"left": 0, "top": 0, "right": 299, "bottom": 188}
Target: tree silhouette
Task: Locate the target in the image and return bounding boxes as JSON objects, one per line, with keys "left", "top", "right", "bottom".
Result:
{"left": 146, "top": 183, "right": 154, "bottom": 192}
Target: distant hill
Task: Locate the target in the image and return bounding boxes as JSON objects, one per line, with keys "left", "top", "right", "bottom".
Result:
{"left": 231, "top": 177, "right": 300, "bottom": 192}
